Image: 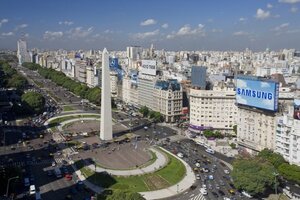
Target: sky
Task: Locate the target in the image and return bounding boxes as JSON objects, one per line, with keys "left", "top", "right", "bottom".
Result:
{"left": 0, "top": 0, "right": 300, "bottom": 51}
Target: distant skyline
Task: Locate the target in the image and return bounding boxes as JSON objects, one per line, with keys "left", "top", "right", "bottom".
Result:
{"left": 1, "top": 0, "right": 300, "bottom": 51}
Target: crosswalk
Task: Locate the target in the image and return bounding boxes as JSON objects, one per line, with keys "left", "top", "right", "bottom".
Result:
{"left": 189, "top": 192, "right": 206, "bottom": 200}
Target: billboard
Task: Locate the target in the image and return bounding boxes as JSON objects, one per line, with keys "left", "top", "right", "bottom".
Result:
{"left": 140, "top": 60, "right": 156, "bottom": 75}
{"left": 236, "top": 76, "right": 279, "bottom": 111}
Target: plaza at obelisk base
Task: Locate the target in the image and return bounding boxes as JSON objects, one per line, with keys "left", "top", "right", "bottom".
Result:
{"left": 100, "top": 48, "right": 113, "bottom": 140}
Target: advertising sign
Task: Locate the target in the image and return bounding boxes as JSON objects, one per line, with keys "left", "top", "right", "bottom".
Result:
{"left": 294, "top": 99, "right": 300, "bottom": 120}
{"left": 140, "top": 60, "right": 156, "bottom": 75}
{"left": 236, "top": 76, "right": 279, "bottom": 111}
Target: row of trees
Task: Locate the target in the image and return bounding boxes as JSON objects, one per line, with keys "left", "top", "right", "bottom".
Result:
{"left": 203, "top": 130, "right": 223, "bottom": 139}
{"left": 231, "top": 149, "right": 300, "bottom": 196}
{"left": 0, "top": 61, "right": 28, "bottom": 90}
{"left": 22, "top": 62, "right": 101, "bottom": 105}
{"left": 139, "top": 106, "right": 163, "bottom": 122}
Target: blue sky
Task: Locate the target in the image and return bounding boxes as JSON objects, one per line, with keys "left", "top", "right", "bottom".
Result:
{"left": 0, "top": 0, "right": 300, "bottom": 51}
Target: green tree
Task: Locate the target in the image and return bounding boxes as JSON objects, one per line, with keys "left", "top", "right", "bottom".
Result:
{"left": 139, "top": 106, "right": 149, "bottom": 117}
{"left": 106, "top": 190, "right": 145, "bottom": 200}
{"left": 233, "top": 125, "right": 237, "bottom": 135}
{"left": 232, "top": 158, "right": 277, "bottom": 196}
{"left": 21, "top": 91, "right": 45, "bottom": 114}
{"left": 258, "top": 149, "right": 286, "bottom": 168}
{"left": 278, "top": 163, "right": 300, "bottom": 185}
{"left": 7, "top": 74, "right": 28, "bottom": 90}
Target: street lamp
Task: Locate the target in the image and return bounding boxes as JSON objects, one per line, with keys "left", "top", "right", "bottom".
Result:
{"left": 273, "top": 172, "right": 279, "bottom": 195}
{"left": 6, "top": 176, "right": 19, "bottom": 197}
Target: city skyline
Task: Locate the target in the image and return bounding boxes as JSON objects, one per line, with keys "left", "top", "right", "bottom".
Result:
{"left": 1, "top": 0, "right": 300, "bottom": 51}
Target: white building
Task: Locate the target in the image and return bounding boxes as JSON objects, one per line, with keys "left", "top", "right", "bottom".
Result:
{"left": 17, "top": 39, "right": 29, "bottom": 64}
{"left": 138, "top": 74, "right": 156, "bottom": 109}
{"left": 189, "top": 82, "right": 237, "bottom": 133}
{"left": 110, "top": 71, "right": 118, "bottom": 97}
{"left": 276, "top": 113, "right": 300, "bottom": 166}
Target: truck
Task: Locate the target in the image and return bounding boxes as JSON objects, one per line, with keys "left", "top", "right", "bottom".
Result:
{"left": 54, "top": 167, "right": 62, "bottom": 178}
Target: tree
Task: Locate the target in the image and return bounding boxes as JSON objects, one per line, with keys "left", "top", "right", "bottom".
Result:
{"left": 258, "top": 149, "right": 286, "bottom": 168}
{"left": 278, "top": 163, "right": 300, "bottom": 185}
{"left": 231, "top": 158, "right": 277, "bottom": 196}
{"left": 106, "top": 190, "right": 145, "bottom": 200}
{"left": 139, "top": 106, "right": 149, "bottom": 117}
{"left": 233, "top": 125, "right": 237, "bottom": 135}
{"left": 21, "top": 92, "right": 45, "bottom": 114}
{"left": 7, "top": 74, "right": 28, "bottom": 90}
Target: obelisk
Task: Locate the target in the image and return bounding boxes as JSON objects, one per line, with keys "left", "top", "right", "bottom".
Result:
{"left": 100, "top": 48, "right": 113, "bottom": 140}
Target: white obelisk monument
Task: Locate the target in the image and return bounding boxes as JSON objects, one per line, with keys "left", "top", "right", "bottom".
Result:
{"left": 100, "top": 48, "right": 113, "bottom": 140}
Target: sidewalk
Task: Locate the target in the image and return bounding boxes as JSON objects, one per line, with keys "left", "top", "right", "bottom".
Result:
{"left": 87, "top": 147, "right": 168, "bottom": 176}
{"left": 139, "top": 147, "right": 196, "bottom": 200}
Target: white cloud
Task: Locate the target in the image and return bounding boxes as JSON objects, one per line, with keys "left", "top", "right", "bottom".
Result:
{"left": 212, "top": 28, "right": 223, "bottom": 33}
{"left": 286, "top": 29, "right": 300, "bottom": 33}
{"left": 43, "top": 31, "right": 63, "bottom": 40}
{"left": 15, "top": 24, "right": 28, "bottom": 31}
{"left": 0, "top": 19, "right": 8, "bottom": 27}
{"left": 267, "top": 3, "right": 273, "bottom": 8}
{"left": 261, "top": 82, "right": 271, "bottom": 88}
{"left": 161, "top": 23, "right": 169, "bottom": 29}
{"left": 104, "top": 29, "right": 114, "bottom": 34}
{"left": 233, "top": 31, "right": 249, "bottom": 36}
{"left": 59, "top": 21, "right": 74, "bottom": 26}
{"left": 66, "top": 26, "right": 94, "bottom": 38}
{"left": 140, "top": 19, "right": 157, "bottom": 26}
{"left": 236, "top": 95, "right": 248, "bottom": 105}
{"left": 291, "top": 6, "right": 298, "bottom": 12}
{"left": 133, "top": 29, "right": 159, "bottom": 39}
{"left": 237, "top": 79, "right": 248, "bottom": 88}
{"left": 279, "top": 0, "right": 300, "bottom": 4}
{"left": 239, "top": 17, "right": 247, "bottom": 22}
{"left": 272, "top": 23, "right": 289, "bottom": 31}
{"left": 167, "top": 24, "right": 205, "bottom": 39}
{"left": 1, "top": 32, "right": 14, "bottom": 36}
{"left": 255, "top": 8, "right": 271, "bottom": 20}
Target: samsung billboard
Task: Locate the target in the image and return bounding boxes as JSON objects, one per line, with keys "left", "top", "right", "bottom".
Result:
{"left": 236, "top": 76, "right": 279, "bottom": 111}
{"left": 140, "top": 60, "right": 156, "bottom": 75}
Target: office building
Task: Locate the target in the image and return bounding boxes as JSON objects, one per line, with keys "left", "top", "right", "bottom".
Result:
{"left": 191, "top": 66, "right": 207, "bottom": 89}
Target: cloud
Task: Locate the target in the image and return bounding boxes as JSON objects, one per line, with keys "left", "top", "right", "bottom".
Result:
{"left": 167, "top": 24, "right": 205, "bottom": 39}
{"left": 286, "top": 29, "right": 300, "bottom": 33}
{"left": 279, "top": 0, "right": 300, "bottom": 3}
{"left": 255, "top": 8, "right": 271, "bottom": 20}
{"left": 59, "top": 21, "right": 74, "bottom": 26}
{"left": 212, "top": 28, "right": 223, "bottom": 33}
{"left": 239, "top": 17, "right": 247, "bottom": 22}
{"left": 233, "top": 31, "right": 249, "bottom": 36}
{"left": 104, "top": 29, "right": 114, "bottom": 34}
{"left": 140, "top": 19, "right": 157, "bottom": 26}
{"left": 291, "top": 6, "right": 298, "bottom": 12}
{"left": 1, "top": 32, "right": 14, "bottom": 36}
{"left": 237, "top": 79, "right": 247, "bottom": 88}
{"left": 267, "top": 3, "right": 273, "bottom": 8}
{"left": 0, "top": 19, "right": 8, "bottom": 27}
{"left": 66, "top": 26, "right": 94, "bottom": 38}
{"left": 272, "top": 23, "right": 289, "bottom": 31}
{"left": 261, "top": 82, "right": 271, "bottom": 88}
{"left": 15, "top": 24, "right": 28, "bottom": 31}
{"left": 161, "top": 23, "right": 169, "bottom": 29}
{"left": 43, "top": 31, "right": 63, "bottom": 40}
{"left": 133, "top": 29, "right": 159, "bottom": 39}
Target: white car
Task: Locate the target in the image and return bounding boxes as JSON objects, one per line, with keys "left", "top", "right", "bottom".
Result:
{"left": 29, "top": 185, "right": 36, "bottom": 195}
{"left": 200, "top": 188, "right": 208, "bottom": 195}
{"left": 208, "top": 175, "right": 214, "bottom": 180}
{"left": 195, "top": 162, "right": 201, "bottom": 167}
{"left": 224, "top": 169, "right": 230, "bottom": 174}
{"left": 177, "top": 153, "right": 184, "bottom": 158}
{"left": 51, "top": 161, "right": 56, "bottom": 167}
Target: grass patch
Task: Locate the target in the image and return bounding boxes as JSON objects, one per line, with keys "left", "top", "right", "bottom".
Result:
{"left": 63, "top": 105, "right": 75, "bottom": 111}
{"left": 48, "top": 115, "right": 100, "bottom": 131}
{"left": 77, "top": 149, "right": 186, "bottom": 192}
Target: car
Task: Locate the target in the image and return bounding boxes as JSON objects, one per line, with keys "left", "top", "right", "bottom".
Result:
{"left": 200, "top": 188, "right": 208, "bottom": 195}
{"left": 177, "top": 153, "right": 184, "bottom": 158}
{"left": 208, "top": 184, "right": 213, "bottom": 190}
{"left": 224, "top": 169, "right": 230, "bottom": 174}
{"left": 229, "top": 189, "right": 235, "bottom": 195}
{"left": 212, "top": 191, "right": 219, "bottom": 198}
{"left": 220, "top": 180, "right": 225, "bottom": 186}
{"left": 29, "top": 185, "right": 36, "bottom": 195}
{"left": 65, "top": 174, "right": 72, "bottom": 181}
{"left": 51, "top": 161, "right": 56, "bottom": 167}
{"left": 47, "top": 170, "right": 53, "bottom": 176}
{"left": 10, "top": 146, "right": 15, "bottom": 150}
{"left": 218, "top": 190, "right": 225, "bottom": 196}
{"left": 208, "top": 175, "right": 214, "bottom": 180}
{"left": 196, "top": 174, "right": 201, "bottom": 180}
{"left": 202, "top": 168, "right": 209, "bottom": 173}
{"left": 195, "top": 162, "right": 201, "bottom": 167}
{"left": 215, "top": 184, "right": 220, "bottom": 190}
{"left": 242, "top": 190, "right": 253, "bottom": 198}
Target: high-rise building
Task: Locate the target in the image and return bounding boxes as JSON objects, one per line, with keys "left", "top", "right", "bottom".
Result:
{"left": 191, "top": 66, "right": 207, "bottom": 89}
{"left": 17, "top": 38, "right": 29, "bottom": 65}
{"left": 100, "top": 48, "right": 113, "bottom": 140}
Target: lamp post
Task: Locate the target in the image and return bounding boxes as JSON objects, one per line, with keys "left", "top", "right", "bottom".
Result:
{"left": 6, "top": 176, "right": 19, "bottom": 197}
{"left": 273, "top": 172, "right": 279, "bottom": 195}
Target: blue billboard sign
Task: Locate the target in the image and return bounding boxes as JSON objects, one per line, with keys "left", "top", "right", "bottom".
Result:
{"left": 236, "top": 76, "right": 279, "bottom": 111}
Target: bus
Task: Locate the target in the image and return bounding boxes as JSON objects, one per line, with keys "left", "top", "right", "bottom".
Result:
{"left": 205, "top": 148, "right": 215, "bottom": 154}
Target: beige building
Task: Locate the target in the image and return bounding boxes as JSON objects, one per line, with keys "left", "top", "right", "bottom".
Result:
{"left": 110, "top": 71, "right": 118, "bottom": 97}
{"left": 189, "top": 82, "right": 237, "bottom": 133}
{"left": 122, "top": 76, "right": 139, "bottom": 106}
{"left": 153, "top": 79, "right": 182, "bottom": 123}
{"left": 74, "top": 59, "right": 87, "bottom": 83}
{"left": 86, "top": 66, "right": 94, "bottom": 87}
